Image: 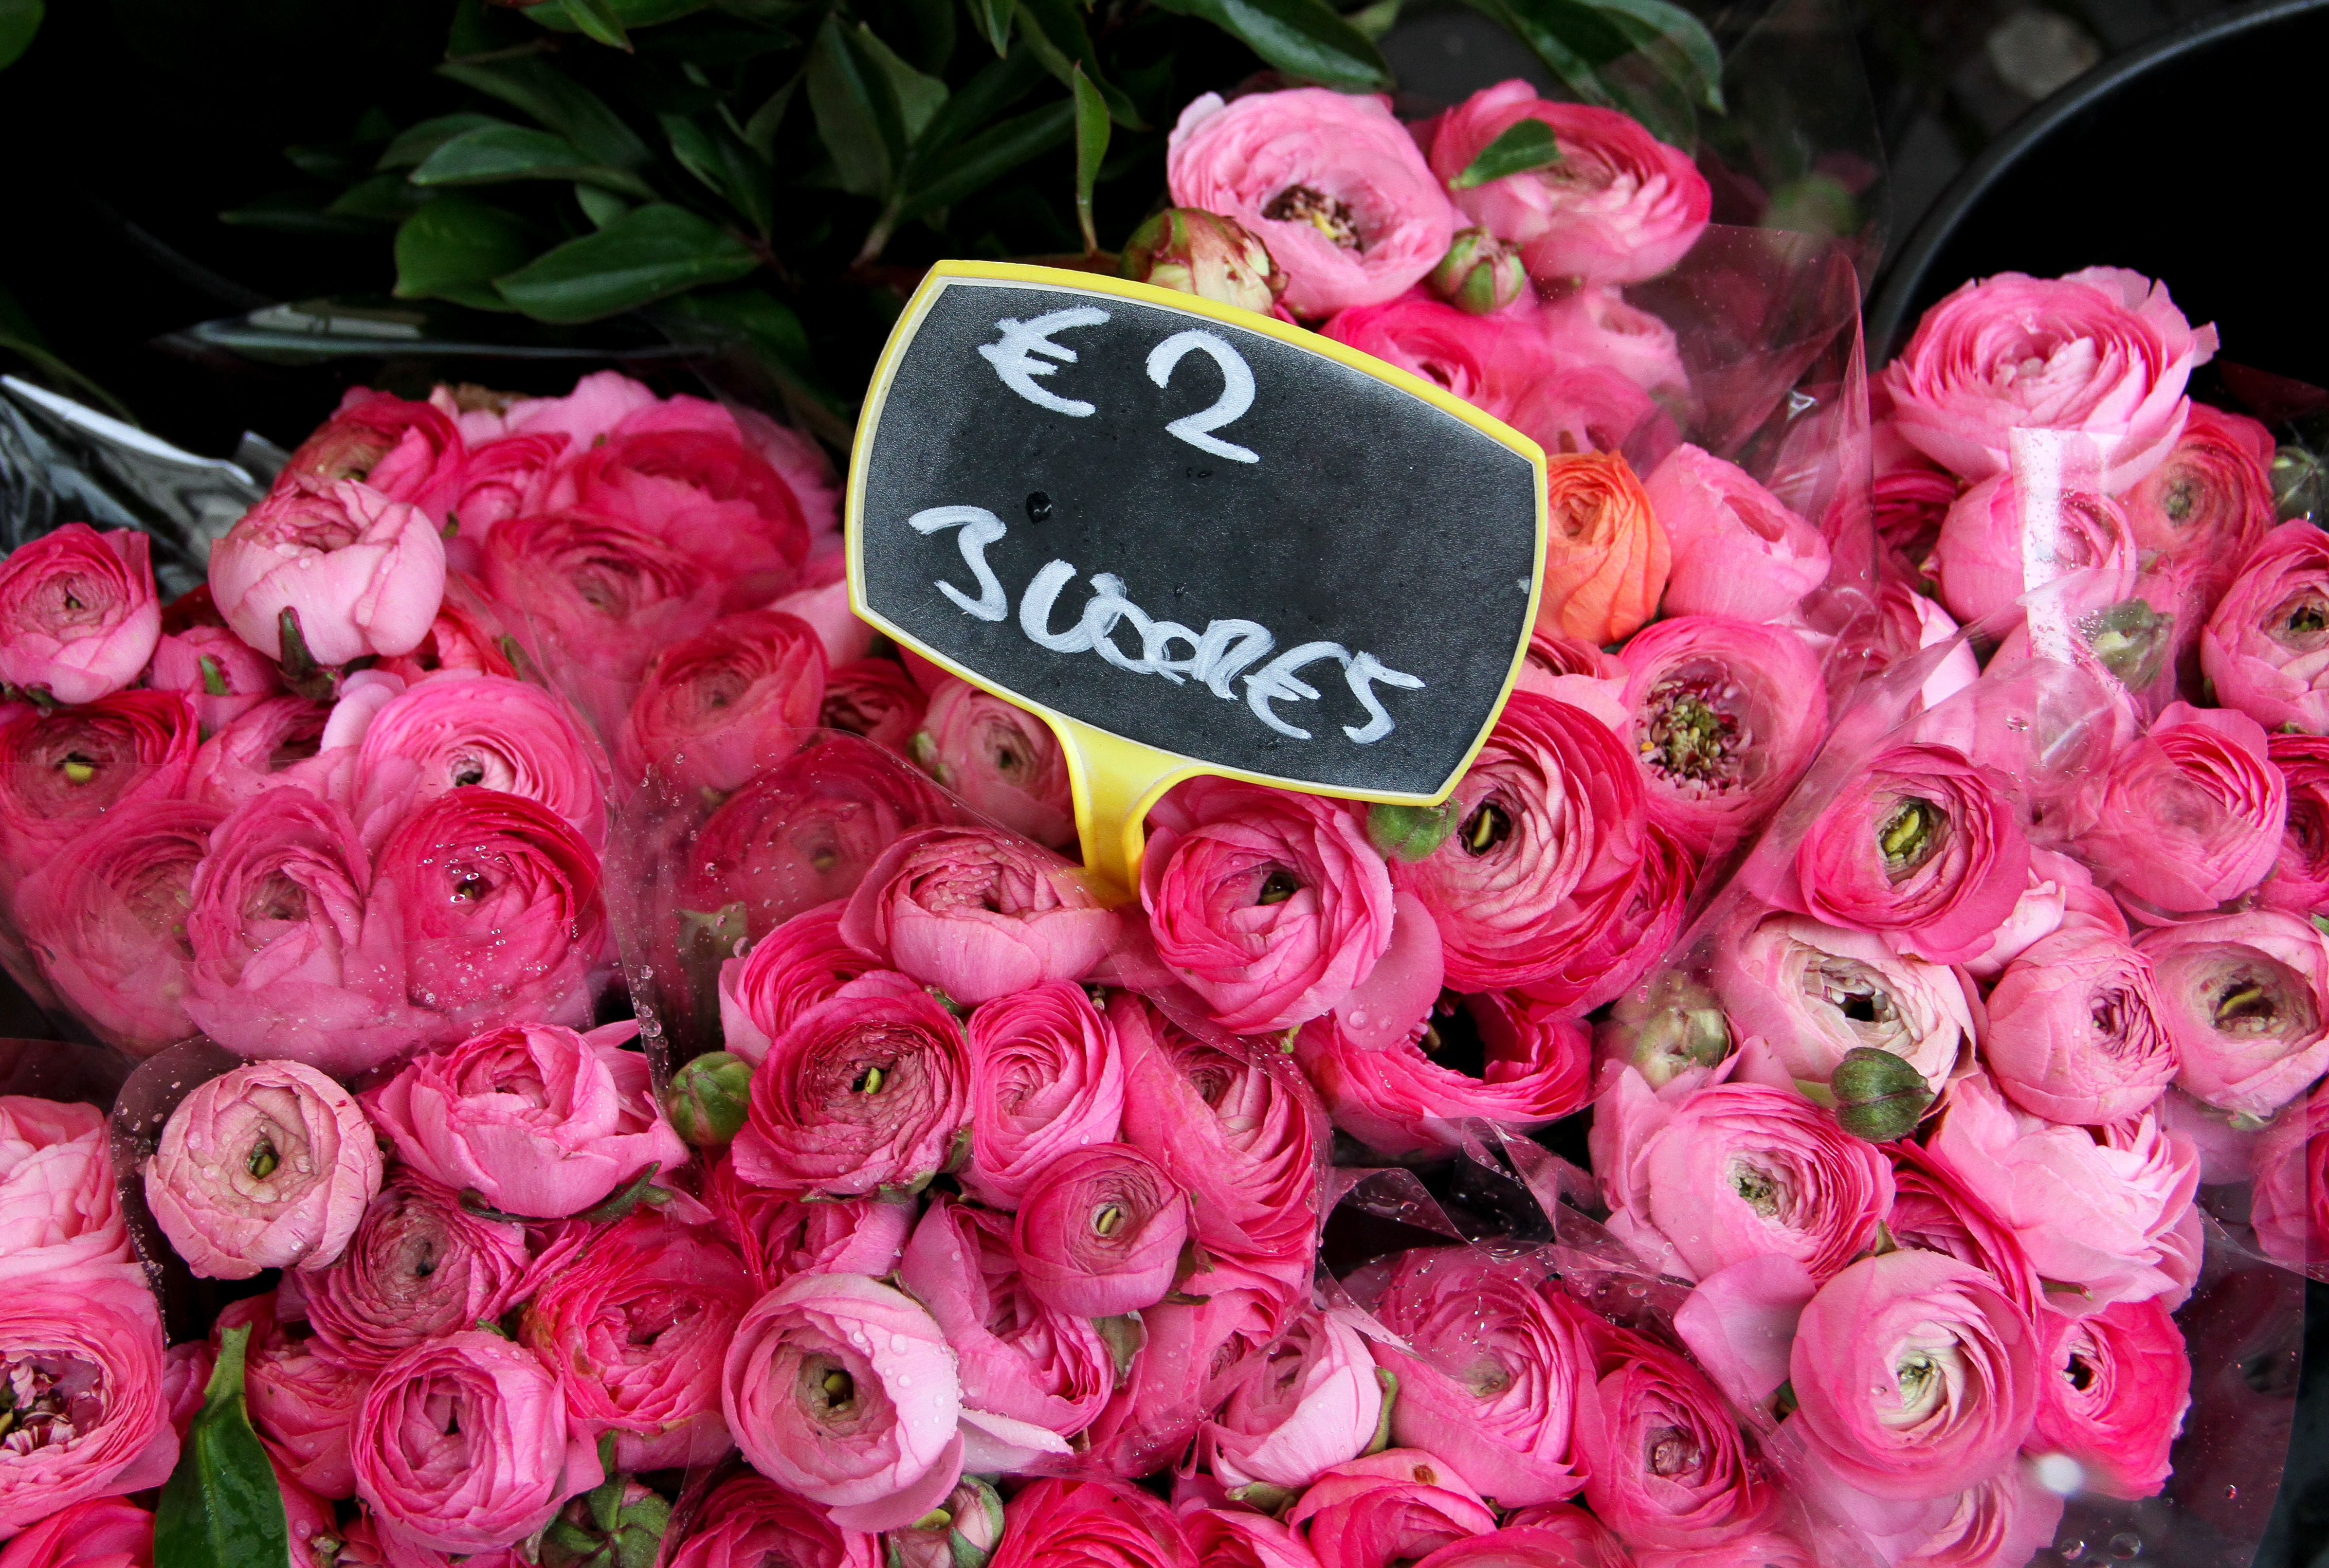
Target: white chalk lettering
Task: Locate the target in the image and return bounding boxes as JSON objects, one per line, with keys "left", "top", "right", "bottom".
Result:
{"left": 1146, "top": 329, "right": 1259, "bottom": 464}
{"left": 978, "top": 308, "right": 1110, "bottom": 416}
{"left": 908, "top": 505, "right": 1011, "bottom": 621}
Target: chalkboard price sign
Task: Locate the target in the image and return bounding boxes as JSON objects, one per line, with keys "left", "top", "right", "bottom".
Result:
{"left": 847, "top": 261, "right": 1547, "bottom": 891}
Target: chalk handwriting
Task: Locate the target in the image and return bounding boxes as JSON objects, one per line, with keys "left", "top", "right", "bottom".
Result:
{"left": 977, "top": 308, "right": 1110, "bottom": 417}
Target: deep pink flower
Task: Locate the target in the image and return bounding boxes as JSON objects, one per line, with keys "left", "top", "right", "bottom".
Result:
{"left": 0, "top": 1496, "right": 153, "bottom": 1568}
{"left": 720, "top": 1272, "right": 963, "bottom": 1532}
{"left": 1573, "top": 1323, "right": 1777, "bottom": 1549}
{"left": 1983, "top": 927, "right": 2177, "bottom": 1125}
{"left": 2137, "top": 910, "right": 2329, "bottom": 1117}
{"left": 1296, "top": 991, "right": 1591, "bottom": 1158}
{"left": 963, "top": 981, "right": 1126, "bottom": 1208}
{"left": 1287, "top": 1450, "right": 1498, "bottom": 1568}
{"left": 844, "top": 826, "right": 1118, "bottom": 1005}
{"left": 2122, "top": 402, "right": 2276, "bottom": 596}
{"left": 0, "top": 690, "right": 197, "bottom": 888}
{"left": 716, "top": 901, "right": 876, "bottom": 1066}
{"left": 0, "top": 524, "right": 159, "bottom": 704}
{"left": 303, "top": 1172, "right": 532, "bottom": 1373}
{"left": 2084, "top": 702, "right": 2285, "bottom": 912}
{"left": 1789, "top": 1248, "right": 2042, "bottom": 1500}
{"left": 348, "top": 671, "right": 607, "bottom": 849}
{"left": 1421, "top": 81, "right": 1709, "bottom": 284}
{"left": 619, "top": 609, "right": 828, "bottom": 798}
{"left": 1641, "top": 445, "right": 1831, "bottom": 623}
{"left": 912, "top": 677, "right": 1075, "bottom": 850}
{"left": 2250, "top": 1081, "right": 2327, "bottom": 1274}
{"left": 1012, "top": 1143, "right": 1189, "bottom": 1318}
{"left": 1879, "top": 268, "right": 2216, "bottom": 488}
{"left": 659, "top": 1473, "right": 879, "bottom": 1568}
{"left": 2201, "top": 520, "right": 2329, "bottom": 734}
{"left": 988, "top": 1478, "right": 1195, "bottom": 1568}
{"left": 1167, "top": 89, "right": 1455, "bottom": 317}
{"left": 702, "top": 1154, "right": 912, "bottom": 1295}
{"left": 2264, "top": 732, "right": 2329, "bottom": 914}
{"left": 146, "top": 1060, "right": 382, "bottom": 1279}
{"left": 0, "top": 1096, "right": 130, "bottom": 1290}
{"left": 220, "top": 1289, "right": 368, "bottom": 1498}
{"left": 280, "top": 389, "right": 468, "bottom": 520}
{"left": 820, "top": 658, "right": 927, "bottom": 755}
{"left": 366, "top": 1020, "right": 682, "bottom": 1219}
{"left": 731, "top": 979, "right": 970, "bottom": 1199}
{"left": 211, "top": 476, "right": 445, "bottom": 666}
{"left": 0, "top": 1274, "right": 176, "bottom": 1537}
{"left": 2029, "top": 1298, "right": 2189, "bottom": 1499}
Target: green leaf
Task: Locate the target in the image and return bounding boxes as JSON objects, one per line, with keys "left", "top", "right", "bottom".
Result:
{"left": 575, "top": 182, "right": 635, "bottom": 228}
{"left": 393, "top": 194, "right": 542, "bottom": 311}
{"left": 969, "top": 0, "right": 1012, "bottom": 55}
{"left": 528, "top": 0, "right": 712, "bottom": 30}
{"left": 1453, "top": 117, "right": 1562, "bottom": 188}
{"left": 492, "top": 203, "right": 759, "bottom": 323}
{"left": 411, "top": 124, "right": 658, "bottom": 198}
{"left": 1346, "top": 0, "right": 1401, "bottom": 40}
{"left": 655, "top": 285, "right": 847, "bottom": 435}
{"left": 661, "top": 112, "right": 775, "bottom": 234}
{"left": 900, "top": 45, "right": 1045, "bottom": 178}
{"left": 218, "top": 191, "right": 382, "bottom": 236}
{"left": 1013, "top": 0, "right": 1142, "bottom": 127}
{"left": 896, "top": 101, "right": 1072, "bottom": 226}
{"left": 0, "top": 0, "right": 43, "bottom": 71}
{"left": 1586, "top": 0, "right": 1723, "bottom": 110}
{"left": 855, "top": 24, "right": 949, "bottom": 148}
{"left": 154, "top": 1326, "right": 289, "bottom": 1568}
{"left": 1147, "top": 0, "right": 1390, "bottom": 92}
{"left": 902, "top": 0, "right": 959, "bottom": 73}
{"left": 1460, "top": 0, "right": 1720, "bottom": 142}
{"left": 1070, "top": 64, "right": 1109, "bottom": 255}
{"left": 378, "top": 112, "right": 509, "bottom": 171}
{"left": 326, "top": 173, "right": 429, "bottom": 224}
{"left": 740, "top": 73, "right": 801, "bottom": 160}
{"left": 807, "top": 16, "right": 895, "bottom": 198}
{"left": 436, "top": 56, "right": 654, "bottom": 170}
{"left": 560, "top": 0, "right": 636, "bottom": 50}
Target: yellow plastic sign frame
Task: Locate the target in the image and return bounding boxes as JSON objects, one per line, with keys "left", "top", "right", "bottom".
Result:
{"left": 846, "top": 259, "right": 1549, "bottom": 897}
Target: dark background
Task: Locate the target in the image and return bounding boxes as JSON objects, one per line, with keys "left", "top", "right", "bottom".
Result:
{"left": 1, "top": 3, "right": 2323, "bottom": 1563}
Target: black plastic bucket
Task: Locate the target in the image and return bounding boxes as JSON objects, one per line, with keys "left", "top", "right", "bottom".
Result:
{"left": 1867, "top": 0, "right": 2329, "bottom": 381}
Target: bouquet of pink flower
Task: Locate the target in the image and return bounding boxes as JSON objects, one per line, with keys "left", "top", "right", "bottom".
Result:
{"left": 0, "top": 66, "right": 2318, "bottom": 1568}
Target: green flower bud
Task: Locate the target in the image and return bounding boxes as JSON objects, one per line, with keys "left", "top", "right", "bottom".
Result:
{"left": 2080, "top": 598, "right": 2175, "bottom": 691}
{"left": 1599, "top": 970, "right": 1732, "bottom": 1089}
{"left": 1365, "top": 801, "right": 1459, "bottom": 861}
{"left": 1121, "top": 209, "right": 1287, "bottom": 316}
{"left": 1426, "top": 227, "right": 1526, "bottom": 316}
{"left": 1829, "top": 1046, "right": 1934, "bottom": 1143}
{"left": 541, "top": 1475, "right": 670, "bottom": 1568}
{"left": 663, "top": 1051, "right": 753, "bottom": 1148}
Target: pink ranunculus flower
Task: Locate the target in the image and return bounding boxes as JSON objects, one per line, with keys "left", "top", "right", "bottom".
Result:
{"left": 661, "top": 1474, "right": 881, "bottom": 1568}
{"left": 0, "top": 690, "right": 198, "bottom": 889}
{"left": 303, "top": 1171, "right": 532, "bottom": 1373}
{"left": 1573, "top": 1322, "right": 1777, "bottom": 1549}
{"left": 1873, "top": 1463, "right": 2064, "bottom": 1568}
{"left": 0, "top": 524, "right": 160, "bottom": 704}
{"left": 2081, "top": 702, "right": 2285, "bottom": 913}
{"left": 1640, "top": 445, "right": 1832, "bottom": 624}
{"left": 14, "top": 797, "right": 221, "bottom": 1056}
{"left": 1391, "top": 690, "right": 1647, "bottom": 999}
{"left": 1536, "top": 286, "right": 1690, "bottom": 400}
{"left": 1421, "top": 81, "right": 1710, "bottom": 284}
{"left": 722, "top": 1272, "right": 964, "bottom": 1533}
{"left": 1960, "top": 846, "right": 2101, "bottom": 980}
{"left": 988, "top": 1478, "right": 1195, "bottom": 1568}
{"left": 366, "top": 1020, "right": 682, "bottom": 1219}
{"left": 181, "top": 787, "right": 435, "bottom": 1077}
{"left": 1167, "top": 89, "right": 1456, "bottom": 318}
{"left": 1879, "top": 268, "right": 2216, "bottom": 489}
{"left": 1870, "top": 466, "right": 1960, "bottom": 584}
{"left": 349, "top": 671, "right": 607, "bottom": 849}
{"left": 821, "top": 658, "right": 927, "bottom": 755}
{"left": 1927, "top": 1074, "right": 2198, "bottom": 1311}
{"left": 0, "top": 1097, "right": 131, "bottom": 1290}
{"left": 145, "top": 1060, "right": 383, "bottom": 1280}
{"left": 1012, "top": 1143, "right": 1189, "bottom": 1318}
{"left": 1930, "top": 469, "right": 2143, "bottom": 628}
{"left": 211, "top": 477, "right": 446, "bottom": 667}
{"left": 703, "top": 1154, "right": 912, "bottom": 1297}
{"left": 1789, "top": 1248, "right": 2042, "bottom": 1501}
{"left": 897, "top": 1195, "right": 1114, "bottom": 1470}
{"left": 619, "top": 610, "right": 828, "bottom": 799}
{"left": 842, "top": 826, "right": 1118, "bottom": 1005}
{"left": 1712, "top": 913, "right": 1976, "bottom": 1095}
{"left": 520, "top": 1209, "right": 753, "bottom": 1470}
{"left": 1141, "top": 778, "right": 1399, "bottom": 1035}
{"left": 1296, "top": 991, "right": 1591, "bottom": 1159}
{"left": 1079, "top": 1277, "right": 1282, "bottom": 1479}
{"left": 716, "top": 901, "right": 876, "bottom": 1067}
{"left": 159, "top": 1341, "right": 211, "bottom": 1442}
{"left": 1181, "top": 1507, "right": 1321, "bottom": 1568}
{"left": 911, "top": 677, "right": 1075, "bottom": 851}
{"left": 1115, "top": 996, "right": 1320, "bottom": 1313}
{"left": 2250, "top": 1081, "right": 2327, "bottom": 1274}
{"left": 182, "top": 695, "right": 338, "bottom": 811}
{"left": 732, "top": 977, "right": 970, "bottom": 1199}
{"left": 2123, "top": 402, "right": 2276, "bottom": 593}
{"left": 525, "top": 388, "right": 822, "bottom": 612}
{"left": 351, "top": 1330, "right": 600, "bottom": 1556}
{"left": 2264, "top": 732, "right": 2329, "bottom": 915}
{"left": 689, "top": 734, "right": 969, "bottom": 943}
{"left": 0, "top": 1496, "right": 153, "bottom": 1568}
{"left": 1617, "top": 615, "right": 1828, "bottom": 858}
{"left": 2201, "top": 520, "right": 2329, "bottom": 734}
{"left": 1288, "top": 1450, "right": 1499, "bottom": 1568}
{"left": 370, "top": 788, "right": 609, "bottom": 1044}
{"left": 1201, "top": 1310, "right": 1383, "bottom": 1494}
{"left": 2137, "top": 911, "right": 2329, "bottom": 1118}
{"left": 0, "top": 1273, "right": 176, "bottom": 1538}
{"left": 150, "top": 626, "right": 280, "bottom": 735}
{"left": 1982, "top": 927, "right": 2177, "bottom": 1125}
{"left": 1407, "top": 1522, "right": 1625, "bottom": 1568}
{"left": 1588, "top": 1070, "right": 1896, "bottom": 1284}
{"left": 1318, "top": 293, "right": 1544, "bottom": 423}
{"left": 963, "top": 981, "right": 1126, "bottom": 1208}
{"left": 370, "top": 569, "right": 522, "bottom": 685}
{"left": 479, "top": 509, "right": 722, "bottom": 713}
{"left": 1365, "top": 1248, "right": 1591, "bottom": 1507}
{"left": 1793, "top": 742, "right": 2030, "bottom": 965}
{"left": 280, "top": 389, "right": 468, "bottom": 518}
{"left": 219, "top": 1289, "right": 367, "bottom": 1498}
{"left": 1888, "top": 1143, "right": 2044, "bottom": 1321}
{"left": 2029, "top": 1298, "right": 2189, "bottom": 1500}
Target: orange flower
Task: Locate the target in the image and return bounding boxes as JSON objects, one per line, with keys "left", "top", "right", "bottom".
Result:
{"left": 1538, "top": 451, "right": 1667, "bottom": 645}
